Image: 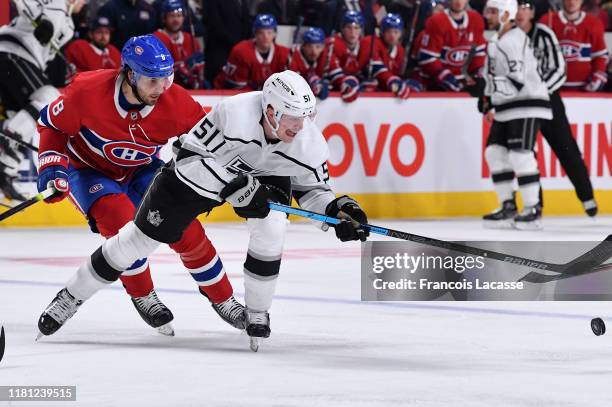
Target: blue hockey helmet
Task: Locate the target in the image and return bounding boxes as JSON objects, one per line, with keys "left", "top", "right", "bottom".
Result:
{"left": 342, "top": 10, "right": 365, "bottom": 27}
{"left": 381, "top": 13, "right": 404, "bottom": 31}
{"left": 162, "top": 0, "right": 184, "bottom": 14}
{"left": 121, "top": 35, "right": 174, "bottom": 79}
{"left": 253, "top": 14, "right": 277, "bottom": 32}
{"left": 302, "top": 27, "right": 326, "bottom": 44}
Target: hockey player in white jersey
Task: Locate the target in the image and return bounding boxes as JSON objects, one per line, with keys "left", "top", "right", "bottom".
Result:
{"left": 37, "top": 70, "right": 369, "bottom": 351}
{"left": 480, "top": 0, "right": 552, "bottom": 229}
{"left": 0, "top": 0, "right": 74, "bottom": 200}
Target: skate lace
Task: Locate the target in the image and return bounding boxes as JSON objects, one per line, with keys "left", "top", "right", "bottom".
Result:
{"left": 216, "top": 297, "right": 244, "bottom": 321}
{"left": 45, "top": 290, "right": 82, "bottom": 324}
{"left": 133, "top": 290, "right": 165, "bottom": 315}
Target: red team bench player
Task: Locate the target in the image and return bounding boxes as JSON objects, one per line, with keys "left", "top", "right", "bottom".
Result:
{"left": 214, "top": 14, "right": 289, "bottom": 90}
{"left": 36, "top": 35, "right": 245, "bottom": 336}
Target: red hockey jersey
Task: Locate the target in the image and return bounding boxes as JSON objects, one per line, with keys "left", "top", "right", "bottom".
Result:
{"left": 37, "top": 69, "right": 204, "bottom": 182}
{"left": 64, "top": 39, "right": 121, "bottom": 72}
{"left": 288, "top": 45, "right": 344, "bottom": 88}
{"left": 539, "top": 11, "right": 609, "bottom": 88}
{"left": 418, "top": 10, "right": 486, "bottom": 83}
{"left": 330, "top": 33, "right": 363, "bottom": 76}
{"left": 153, "top": 29, "right": 200, "bottom": 64}
{"left": 214, "top": 40, "right": 289, "bottom": 90}
{"left": 359, "top": 35, "right": 405, "bottom": 90}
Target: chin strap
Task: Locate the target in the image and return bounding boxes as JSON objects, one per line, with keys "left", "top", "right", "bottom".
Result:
{"left": 262, "top": 110, "right": 281, "bottom": 139}
{"left": 123, "top": 69, "right": 146, "bottom": 104}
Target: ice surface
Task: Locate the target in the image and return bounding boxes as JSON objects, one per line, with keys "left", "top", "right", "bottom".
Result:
{"left": 1, "top": 217, "right": 612, "bottom": 407}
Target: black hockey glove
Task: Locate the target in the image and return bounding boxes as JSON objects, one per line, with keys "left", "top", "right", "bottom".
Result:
{"left": 465, "top": 77, "right": 486, "bottom": 98}
{"left": 325, "top": 195, "right": 369, "bottom": 242}
{"left": 478, "top": 96, "right": 492, "bottom": 114}
{"left": 34, "top": 18, "right": 54, "bottom": 45}
{"left": 219, "top": 173, "right": 275, "bottom": 219}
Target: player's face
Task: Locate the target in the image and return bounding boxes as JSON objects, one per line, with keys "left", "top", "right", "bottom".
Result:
{"left": 277, "top": 114, "right": 306, "bottom": 143}
{"left": 382, "top": 28, "right": 402, "bottom": 47}
{"left": 133, "top": 72, "right": 174, "bottom": 105}
{"left": 302, "top": 43, "right": 325, "bottom": 62}
{"left": 449, "top": 0, "right": 468, "bottom": 13}
{"left": 165, "top": 11, "right": 184, "bottom": 33}
{"left": 342, "top": 24, "right": 362, "bottom": 45}
{"left": 90, "top": 28, "right": 110, "bottom": 48}
{"left": 515, "top": 5, "right": 535, "bottom": 29}
{"left": 563, "top": 0, "right": 582, "bottom": 13}
{"left": 255, "top": 29, "right": 276, "bottom": 51}
{"left": 484, "top": 7, "right": 501, "bottom": 30}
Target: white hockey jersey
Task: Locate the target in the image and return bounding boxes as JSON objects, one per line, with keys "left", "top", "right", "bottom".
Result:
{"left": 174, "top": 92, "right": 336, "bottom": 214}
{"left": 485, "top": 27, "right": 552, "bottom": 122}
{"left": 0, "top": 0, "right": 75, "bottom": 71}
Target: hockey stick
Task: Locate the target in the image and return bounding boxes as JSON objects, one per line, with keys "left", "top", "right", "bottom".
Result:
{"left": 0, "top": 187, "right": 58, "bottom": 221}
{"left": 401, "top": 0, "right": 422, "bottom": 77}
{"left": 286, "top": 16, "right": 305, "bottom": 67}
{"left": 461, "top": 44, "right": 477, "bottom": 80}
{"left": 268, "top": 202, "right": 612, "bottom": 280}
{"left": 185, "top": 1, "right": 204, "bottom": 89}
{"left": 0, "top": 131, "right": 39, "bottom": 152}
{"left": 366, "top": 0, "right": 377, "bottom": 81}
{"left": 323, "top": 30, "right": 337, "bottom": 76}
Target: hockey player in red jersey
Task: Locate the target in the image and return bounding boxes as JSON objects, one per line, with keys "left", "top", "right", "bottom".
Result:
{"left": 288, "top": 27, "right": 359, "bottom": 102}
{"left": 64, "top": 16, "right": 121, "bottom": 73}
{"left": 36, "top": 35, "right": 246, "bottom": 337}
{"left": 331, "top": 10, "right": 364, "bottom": 77}
{"left": 359, "top": 13, "right": 423, "bottom": 99}
{"left": 418, "top": 0, "right": 486, "bottom": 91}
{"left": 539, "top": 0, "right": 609, "bottom": 91}
{"left": 153, "top": 0, "right": 204, "bottom": 89}
{"left": 214, "top": 14, "right": 289, "bottom": 90}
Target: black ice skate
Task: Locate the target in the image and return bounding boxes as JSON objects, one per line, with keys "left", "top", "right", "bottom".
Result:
{"left": 210, "top": 295, "right": 246, "bottom": 330}
{"left": 245, "top": 308, "right": 270, "bottom": 352}
{"left": 514, "top": 205, "right": 542, "bottom": 230}
{"left": 482, "top": 198, "right": 517, "bottom": 228}
{"left": 131, "top": 290, "right": 175, "bottom": 336}
{"left": 583, "top": 199, "right": 598, "bottom": 217}
{"left": 37, "top": 288, "right": 83, "bottom": 339}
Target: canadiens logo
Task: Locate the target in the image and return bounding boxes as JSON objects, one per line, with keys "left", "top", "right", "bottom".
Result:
{"left": 559, "top": 41, "right": 587, "bottom": 61}
{"left": 89, "top": 184, "right": 104, "bottom": 194}
{"left": 446, "top": 46, "right": 472, "bottom": 65}
{"left": 102, "top": 141, "right": 157, "bottom": 167}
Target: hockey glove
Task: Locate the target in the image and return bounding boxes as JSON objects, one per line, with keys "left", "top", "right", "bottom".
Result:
{"left": 37, "top": 152, "right": 70, "bottom": 203}
{"left": 219, "top": 173, "right": 275, "bottom": 219}
{"left": 34, "top": 18, "right": 54, "bottom": 45}
{"left": 308, "top": 75, "right": 330, "bottom": 100}
{"left": 438, "top": 69, "right": 463, "bottom": 92}
{"left": 325, "top": 195, "right": 369, "bottom": 242}
{"left": 340, "top": 76, "right": 360, "bottom": 103}
{"left": 477, "top": 95, "right": 492, "bottom": 114}
{"left": 584, "top": 72, "right": 607, "bottom": 92}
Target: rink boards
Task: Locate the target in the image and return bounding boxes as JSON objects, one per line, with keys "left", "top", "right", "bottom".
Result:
{"left": 3, "top": 92, "right": 612, "bottom": 226}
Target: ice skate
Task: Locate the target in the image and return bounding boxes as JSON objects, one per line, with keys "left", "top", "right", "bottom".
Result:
{"left": 583, "top": 199, "right": 598, "bottom": 217}
{"left": 131, "top": 290, "right": 175, "bottom": 336}
{"left": 210, "top": 295, "right": 246, "bottom": 330}
{"left": 245, "top": 308, "right": 270, "bottom": 352}
{"left": 483, "top": 198, "right": 517, "bottom": 229}
{"left": 514, "top": 205, "right": 542, "bottom": 230}
{"left": 37, "top": 288, "right": 83, "bottom": 339}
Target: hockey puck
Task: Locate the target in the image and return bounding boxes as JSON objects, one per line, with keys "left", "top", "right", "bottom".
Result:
{"left": 591, "top": 318, "right": 606, "bottom": 336}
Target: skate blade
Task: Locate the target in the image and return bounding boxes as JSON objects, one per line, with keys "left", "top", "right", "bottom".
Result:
{"left": 249, "top": 337, "right": 261, "bottom": 352}
{"left": 513, "top": 220, "right": 542, "bottom": 231}
{"left": 35, "top": 332, "right": 44, "bottom": 342}
{"left": 157, "top": 323, "right": 175, "bottom": 336}
{"left": 483, "top": 219, "right": 514, "bottom": 229}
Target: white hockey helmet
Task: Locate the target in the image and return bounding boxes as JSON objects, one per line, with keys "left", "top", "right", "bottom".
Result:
{"left": 486, "top": 0, "right": 518, "bottom": 22}
{"left": 261, "top": 70, "right": 316, "bottom": 138}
